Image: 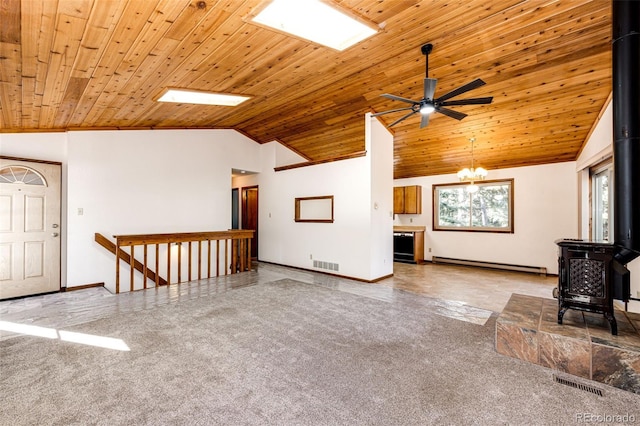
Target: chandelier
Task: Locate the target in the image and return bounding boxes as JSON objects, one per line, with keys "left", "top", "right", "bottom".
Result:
{"left": 457, "top": 137, "right": 487, "bottom": 193}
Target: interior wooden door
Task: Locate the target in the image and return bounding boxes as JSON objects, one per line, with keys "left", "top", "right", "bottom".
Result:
{"left": 241, "top": 186, "right": 258, "bottom": 259}
{"left": 0, "top": 158, "right": 61, "bottom": 299}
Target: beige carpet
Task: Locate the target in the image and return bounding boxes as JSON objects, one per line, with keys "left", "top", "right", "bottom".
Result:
{"left": 1, "top": 278, "right": 639, "bottom": 425}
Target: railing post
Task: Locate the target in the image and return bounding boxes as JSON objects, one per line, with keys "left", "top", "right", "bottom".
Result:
{"left": 216, "top": 240, "right": 220, "bottom": 277}
{"left": 208, "top": 240, "right": 212, "bottom": 278}
{"left": 155, "top": 244, "right": 160, "bottom": 287}
{"left": 197, "top": 240, "right": 202, "bottom": 280}
{"left": 225, "top": 238, "right": 237, "bottom": 274}
{"left": 143, "top": 244, "right": 148, "bottom": 289}
{"left": 167, "top": 242, "right": 171, "bottom": 285}
{"left": 239, "top": 238, "right": 245, "bottom": 272}
{"left": 188, "top": 241, "right": 192, "bottom": 282}
{"left": 130, "top": 245, "right": 135, "bottom": 292}
{"left": 177, "top": 242, "right": 182, "bottom": 284}
{"left": 115, "top": 239, "right": 121, "bottom": 294}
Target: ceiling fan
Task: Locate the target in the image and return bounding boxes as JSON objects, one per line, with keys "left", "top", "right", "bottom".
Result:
{"left": 372, "top": 43, "right": 493, "bottom": 128}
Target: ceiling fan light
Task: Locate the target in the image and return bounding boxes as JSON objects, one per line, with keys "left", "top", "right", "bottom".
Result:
{"left": 419, "top": 104, "right": 435, "bottom": 115}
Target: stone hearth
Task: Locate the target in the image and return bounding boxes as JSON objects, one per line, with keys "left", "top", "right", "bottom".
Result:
{"left": 496, "top": 294, "right": 640, "bottom": 394}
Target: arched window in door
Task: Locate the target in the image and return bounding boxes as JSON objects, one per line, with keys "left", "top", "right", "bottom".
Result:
{"left": 0, "top": 166, "right": 47, "bottom": 186}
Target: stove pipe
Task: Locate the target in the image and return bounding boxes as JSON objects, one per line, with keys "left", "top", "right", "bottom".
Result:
{"left": 612, "top": 0, "right": 640, "bottom": 264}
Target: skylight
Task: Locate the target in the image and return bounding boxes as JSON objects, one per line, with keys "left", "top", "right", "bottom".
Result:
{"left": 250, "top": 0, "right": 377, "bottom": 51}
{"left": 157, "top": 89, "right": 251, "bottom": 106}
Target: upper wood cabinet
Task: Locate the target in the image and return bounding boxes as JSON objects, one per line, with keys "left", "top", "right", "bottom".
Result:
{"left": 394, "top": 185, "right": 422, "bottom": 214}
{"left": 393, "top": 187, "right": 405, "bottom": 214}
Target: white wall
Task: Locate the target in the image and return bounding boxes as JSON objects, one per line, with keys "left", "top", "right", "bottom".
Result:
{"left": 256, "top": 115, "right": 393, "bottom": 281}
{"left": 576, "top": 102, "right": 613, "bottom": 239}
{"left": 2, "top": 129, "right": 262, "bottom": 292}
{"left": 66, "top": 129, "right": 261, "bottom": 291}
{"left": 368, "top": 115, "right": 395, "bottom": 279}
{"left": 274, "top": 142, "right": 307, "bottom": 168}
{"left": 576, "top": 102, "right": 613, "bottom": 171}
{"left": 577, "top": 102, "right": 612, "bottom": 239}
{"left": 576, "top": 100, "right": 640, "bottom": 313}
{"left": 394, "top": 161, "right": 578, "bottom": 275}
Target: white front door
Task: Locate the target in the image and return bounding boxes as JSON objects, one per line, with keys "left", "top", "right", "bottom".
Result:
{"left": 0, "top": 158, "right": 61, "bottom": 299}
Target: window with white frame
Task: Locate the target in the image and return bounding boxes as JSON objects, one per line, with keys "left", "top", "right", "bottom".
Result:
{"left": 591, "top": 160, "right": 613, "bottom": 242}
{"left": 433, "top": 179, "right": 514, "bottom": 232}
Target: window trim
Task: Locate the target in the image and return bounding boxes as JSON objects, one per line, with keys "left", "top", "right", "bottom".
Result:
{"left": 590, "top": 158, "right": 613, "bottom": 242}
{"left": 432, "top": 178, "right": 514, "bottom": 233}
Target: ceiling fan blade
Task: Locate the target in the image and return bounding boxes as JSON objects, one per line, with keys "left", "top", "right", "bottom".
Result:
{"left": 389, "top": 110, "right": 419, "bottom": 127}
{"left": 381, "top": 93, "right": 418, "bottom": 104}
{"left": 436, "top": 107, "right": 467, "bottom": 121}
{"left": 439, "top": 97, "right": 493, "bottom": 106}
{"left": 420, "top": 113, "right": 430, "bottom": 128}
{"left": 435, "top": 78, "right": 486, "bottom": 103}
{"left": 371, "top": 106, "right": 415, "bottom": 117}
{"left": 423, "top": 78, "right": 437, "bottom": 100}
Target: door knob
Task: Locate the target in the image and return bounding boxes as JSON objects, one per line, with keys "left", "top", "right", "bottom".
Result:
{"left": 52, "top": 224, "right": 59, "bottom": 228}
{"left": 52, "top": 233, "right": 59, "bottom": 237}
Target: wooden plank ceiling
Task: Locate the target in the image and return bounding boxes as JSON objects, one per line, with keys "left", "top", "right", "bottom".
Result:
{"left": 0, "top": 0, "right": 611, "bottom": 178}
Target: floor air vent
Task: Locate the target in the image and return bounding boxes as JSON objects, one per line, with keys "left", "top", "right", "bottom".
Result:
{"left": 313, "top": 260, "right": 339, "bottom": 272}
{"left": 553, "top": 374, "right": 604, "bottom": 396}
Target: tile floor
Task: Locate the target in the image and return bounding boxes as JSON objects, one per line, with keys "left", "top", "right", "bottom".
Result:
{"left": 0, "top": 261, "right": 558, "bottom": 340}
{"left": 381, "top": 261, "right": 557, "bottom": 312}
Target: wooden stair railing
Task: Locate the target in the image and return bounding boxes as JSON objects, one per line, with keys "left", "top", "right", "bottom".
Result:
{"left": 95, "top": 233, "right": 167, "bottom": 286}
{"left": 98, "top": 230, "right": 254, "bottom": 294}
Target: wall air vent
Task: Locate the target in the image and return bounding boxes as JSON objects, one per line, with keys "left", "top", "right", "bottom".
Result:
{"left": 313, "top": 260, "right": 339, "bottom": 272}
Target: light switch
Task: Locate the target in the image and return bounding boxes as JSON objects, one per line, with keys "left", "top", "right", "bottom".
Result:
{"left": 78, "top": 208, "right": 84, "bottom": 216}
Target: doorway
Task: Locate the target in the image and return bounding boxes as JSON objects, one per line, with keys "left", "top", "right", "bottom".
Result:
{"left": 231, "top": 188, "right": 239, "bottom": 229}
{"left": 241, "top": 186, "right": 258, "bottom": 259}
{"left": 0, "top": 157, "right": 62, "bottom": 299}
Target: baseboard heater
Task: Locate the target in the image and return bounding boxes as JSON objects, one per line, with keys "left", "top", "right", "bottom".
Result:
{"left": 431, "top": 256, "right": 547, "bottom": 276}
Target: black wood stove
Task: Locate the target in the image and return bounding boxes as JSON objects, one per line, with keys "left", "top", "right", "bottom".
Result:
{"left": 555, "top": 0, "right": 639, "bottom": 335}
{"left": 556, "top": 239, "right": 628, "bottom": 335}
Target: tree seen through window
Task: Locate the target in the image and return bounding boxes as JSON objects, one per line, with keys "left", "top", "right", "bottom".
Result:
{"left": 434, "top": 180, "right": 513, "bottom": 232}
